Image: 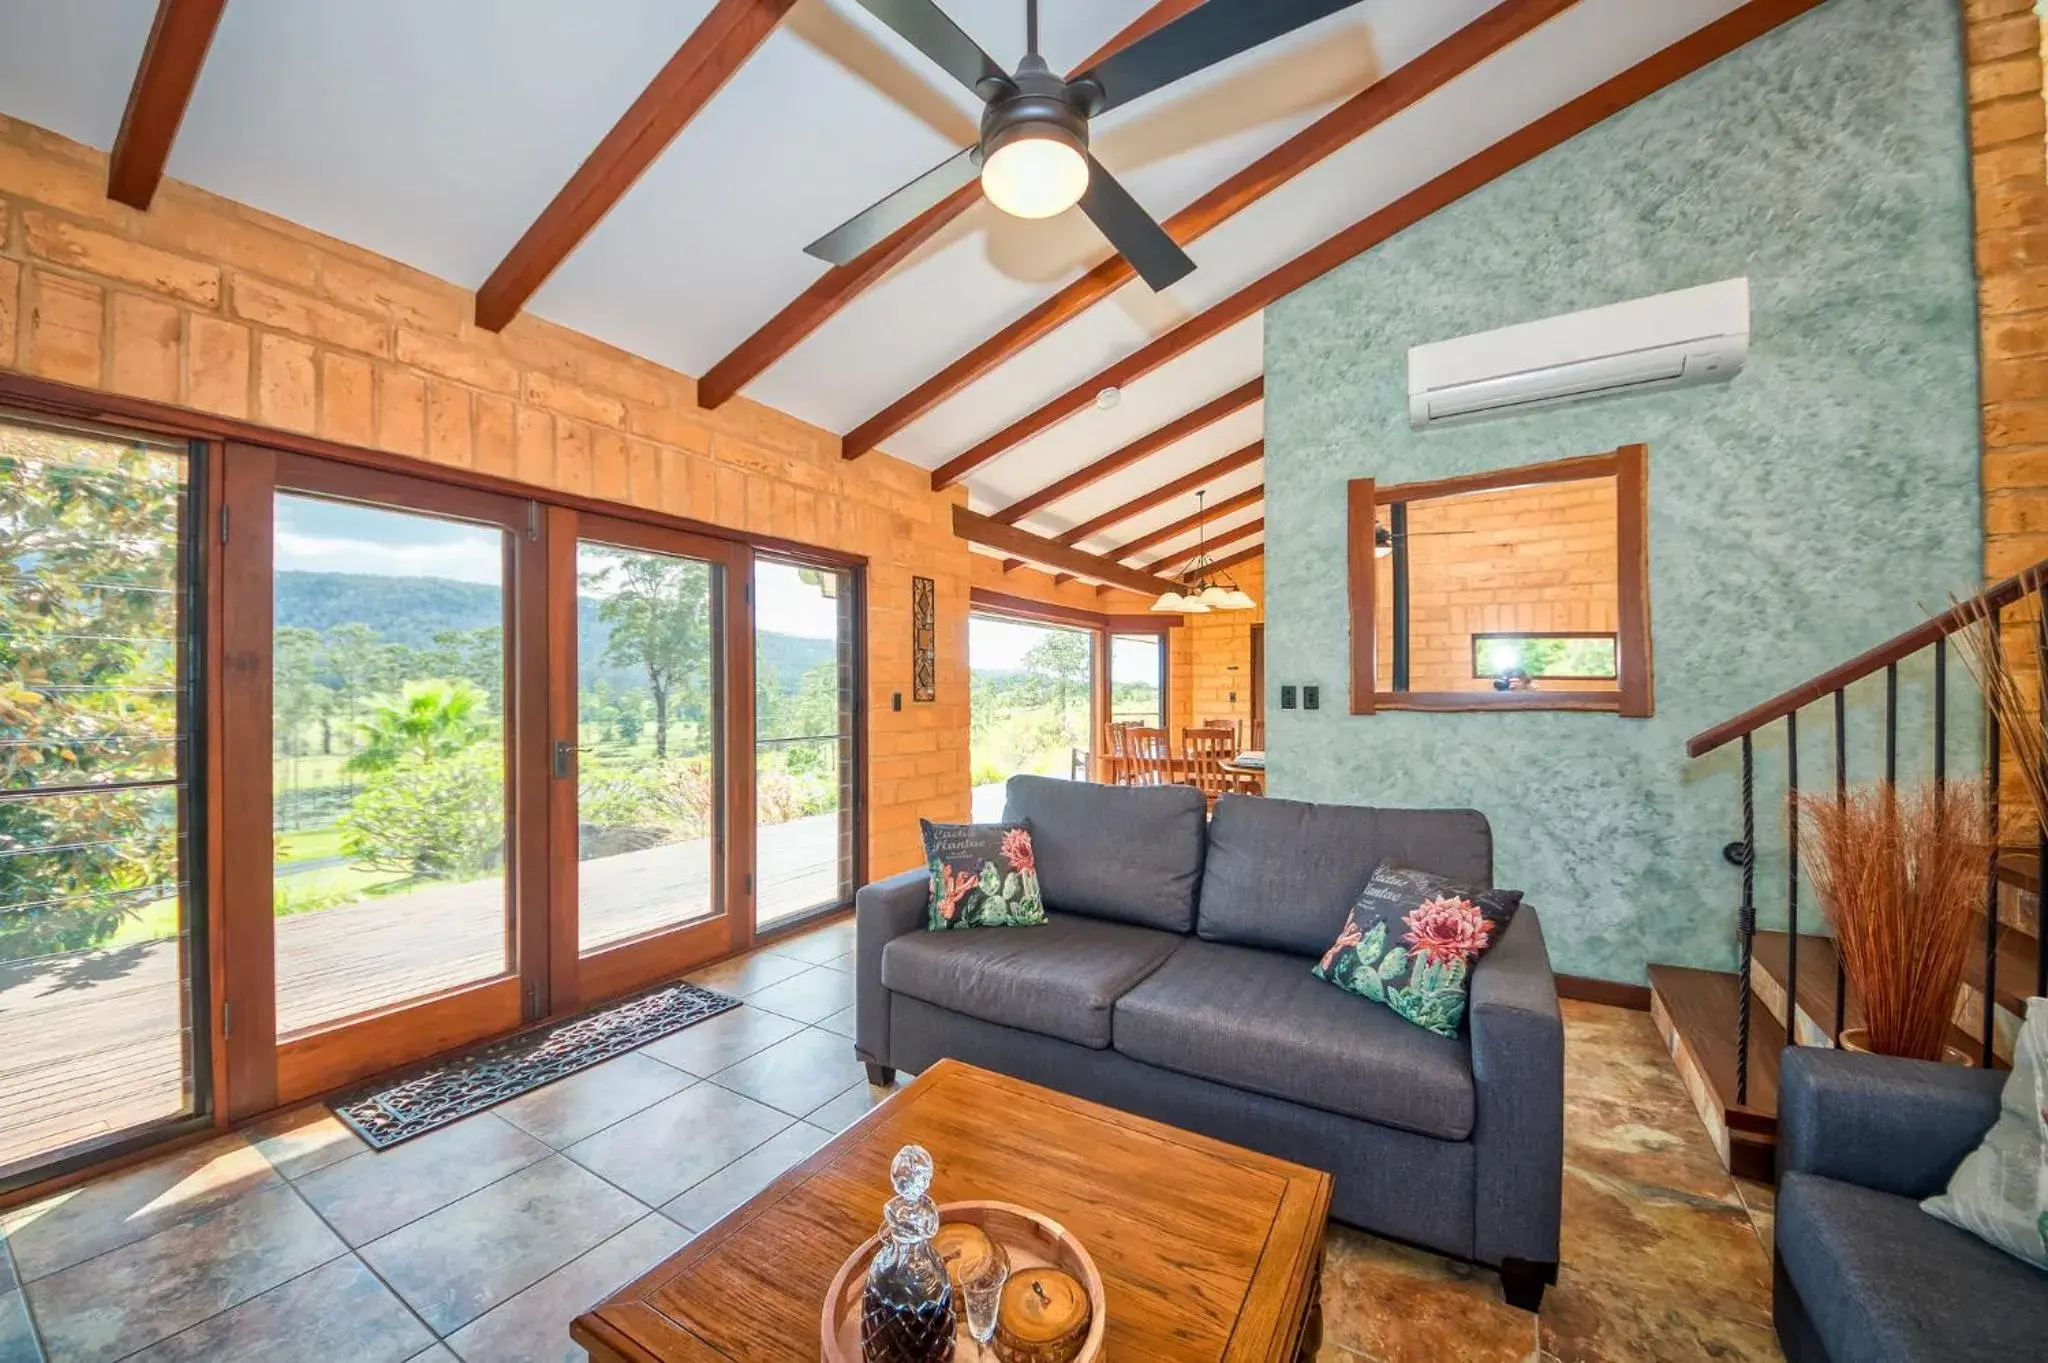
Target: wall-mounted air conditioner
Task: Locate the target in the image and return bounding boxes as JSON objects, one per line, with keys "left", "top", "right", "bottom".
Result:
{"left": 1407, "top": 277, "right": 1749, "bottom": 429}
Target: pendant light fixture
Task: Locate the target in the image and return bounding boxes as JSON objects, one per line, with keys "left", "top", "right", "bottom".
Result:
{"left": 1151, "top": 490, "right": 1256, "bottom": 613}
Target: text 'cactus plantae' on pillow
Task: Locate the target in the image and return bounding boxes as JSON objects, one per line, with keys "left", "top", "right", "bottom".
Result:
{"left": 919, "top": 820, "right": 1047, "bottom": 931}
{"left": 1314, "top": 865, "right": 1522, "bottom": 1037}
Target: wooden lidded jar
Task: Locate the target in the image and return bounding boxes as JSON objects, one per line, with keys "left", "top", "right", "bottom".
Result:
{"left": 993, "top": 1268, "right": 1091, "bottom": 1363}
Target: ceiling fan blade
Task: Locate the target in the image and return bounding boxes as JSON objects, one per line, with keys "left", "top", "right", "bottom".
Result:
{"left": 805, "top": 146, "right": 982, "bottom": 265}
{"left": 847, "top": 0, "right": 1009, "bottom": 97}
{"left": 1075, "top": 0, "right": 1362, "bottom": 116}
{"left": 1077, "top": 155, "right": 1194, "bottom": 292}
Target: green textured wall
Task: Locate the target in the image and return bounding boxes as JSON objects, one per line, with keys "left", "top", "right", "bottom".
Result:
{"left": 1263, "top": 0, "right": 1982, "bottom": 984}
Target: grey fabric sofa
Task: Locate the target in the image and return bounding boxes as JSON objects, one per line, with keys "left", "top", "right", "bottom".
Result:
{"left": 1775, "top": 1047, "right": 2048, "bottom": 1362}
{"left": 854, "top": 775, "right": 1564, "bottom": 1309}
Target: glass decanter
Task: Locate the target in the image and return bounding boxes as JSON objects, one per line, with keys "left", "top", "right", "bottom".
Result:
{"left": 860, "top": 1145, "right": 957, "bottom": 1363}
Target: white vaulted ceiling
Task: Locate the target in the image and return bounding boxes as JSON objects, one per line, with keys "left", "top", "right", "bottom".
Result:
{"left": 0, "top": 0, "right": 1754, "bottom": 581}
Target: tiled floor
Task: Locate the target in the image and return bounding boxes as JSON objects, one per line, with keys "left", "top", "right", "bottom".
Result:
{"left": 0, "top": 918, "right": 1781, "bottom": 1362}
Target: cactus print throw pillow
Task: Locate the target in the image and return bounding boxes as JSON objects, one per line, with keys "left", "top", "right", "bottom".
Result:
{"left": 920, "top": 820, "right": 1047, "bottom": 931}
{"left": 1313, "top": 864, "right": 1522, "bottom": 1038}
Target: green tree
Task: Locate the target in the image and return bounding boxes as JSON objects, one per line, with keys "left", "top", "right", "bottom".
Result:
{"left": 0, "top": 431, "right": 184, "bottom": 956}
{"left": 340, "top": 748, "right": 502, "bottom": 880}
{"left": 273, "top": 627, "right": 327, "bottom": 759}
{"left": 1021, "top": 631, "right": 1091, "bottom": 732}
{"left": 344, "top": 679, "right": 490, "bottom": 774}
{"left": 585, "top": 552, "right": 709, "bottom": 761}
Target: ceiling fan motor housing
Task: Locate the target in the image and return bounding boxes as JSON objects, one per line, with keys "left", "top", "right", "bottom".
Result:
{"left": 979, "top": 53, "right": 1098, "bottom": 164}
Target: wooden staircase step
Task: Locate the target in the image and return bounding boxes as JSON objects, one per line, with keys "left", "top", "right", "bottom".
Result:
{"left": 1647, "top": 964, "right": 1781, "bottom": 1182}
{"left": 1965, "top": 911, "right": 2041, "bottom": 1019}
{"left": 1749, "top": 931, "right": 1996, "bottom": 1064}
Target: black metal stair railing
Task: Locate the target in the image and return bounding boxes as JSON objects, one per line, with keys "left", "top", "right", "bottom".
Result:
{"left": 1688, "top": 561, "right": 2048, "bottom": 1102}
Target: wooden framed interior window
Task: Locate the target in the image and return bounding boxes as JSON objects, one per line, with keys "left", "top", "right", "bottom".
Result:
{"left": 1347, "top": 445, "right": 1651, "bottom": 716}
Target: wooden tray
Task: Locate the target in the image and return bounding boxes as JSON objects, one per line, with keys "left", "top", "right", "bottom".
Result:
{"left": 820, "top": 1200, "right": 1106, "bottom": 1362}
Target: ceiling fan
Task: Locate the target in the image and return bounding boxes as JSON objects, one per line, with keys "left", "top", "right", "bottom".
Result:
{"left": 808, "top": 0, "right": 1362, "bottom": 290}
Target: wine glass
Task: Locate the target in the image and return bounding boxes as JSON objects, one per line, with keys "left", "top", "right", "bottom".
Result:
{"left": 960, "top": 1254, "right": 1009, "bottom": 1357}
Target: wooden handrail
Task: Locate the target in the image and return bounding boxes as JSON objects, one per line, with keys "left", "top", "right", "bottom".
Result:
{"left": 1685, "top": 558, "right": 2048, "bottom": 758}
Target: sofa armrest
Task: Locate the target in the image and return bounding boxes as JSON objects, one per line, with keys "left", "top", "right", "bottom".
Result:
{"left": 1778, "top": 1046, "right": 2003, "bottom": 1199}
{"left": 1467, "top": 907, "right": 1564, "bottom": 1270}
{"left": 855, "top": 868, "right": 929, "bottom": 1068}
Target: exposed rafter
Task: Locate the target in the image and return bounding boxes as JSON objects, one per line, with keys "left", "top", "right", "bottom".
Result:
{"left": 698, "top": 0, "right": 1203, "bottom": 412}
{"left": 1144, "top": 517, "right": 1265, "bottom": 576}
{"left": 1000, "top": 557, "right": 1025, "bottom": 573}
{"left": 107, "top": 0, "right": 230, "bottom": 210}
{"left": 1103, "top": 483, "right": 1263, "bottom": 560}
{"left": 952, "top": 506, "right": 1178, "bottom": 596}
{"left": 1204, "top": 543, "right": 1264, "bottom": 577}
{"left": 840, "top": 0, "right": 1579, "bottom": 463}
{"left": 990, "top": 378, "right": 1260, "bottom": 526}
{"left": 925, "top": 0, "right": 1823, "bottom": 489}
{"left": 474, "top": 0, "right": 797, "bottom": 333}
{"left": 1058, "top": 442, "right": 1262, "bottom": 548}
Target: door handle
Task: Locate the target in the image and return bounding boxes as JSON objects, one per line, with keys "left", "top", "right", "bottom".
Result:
{"left": 552, "top": 740, "right": 578, "bottom": 780}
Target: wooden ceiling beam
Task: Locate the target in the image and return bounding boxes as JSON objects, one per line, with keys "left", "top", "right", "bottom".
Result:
{"left": 1204, "top": 543, "right": 1264, "bottom": 577}
{"left": 107, "top": 0, "right": 230, "bottom": 210}
{"left": 475, "top": 0, "right": 796, "bottom": 333}
{"left": 698, "top": 0, "right": 1202, "bottom": 412}
{"left": 1108, "top": 491, "right": 1263, "bottom": 563}
{"left": 923, "top": 0, "right": 1821, "bottom": 489}
{"left": 991, "top": 378, "right": 1260, "bottom": 526}
{"left": 1102, "top": 484, "right": 1264, "bottom": 560}
{"left": 1059, "top": 442, "right": 1262, "bottom": 549}
{"left": 953, "top": 507, "right": 1179, "bottom": 597}
{"left": 1000, "top": 558, "right": 1025, "bottom": 573}
{"left": 844, "top": 0, "right": 1579, "bottom": 466}
{"left": 1143, "top": 518, "right": 1265, "bottom": 576}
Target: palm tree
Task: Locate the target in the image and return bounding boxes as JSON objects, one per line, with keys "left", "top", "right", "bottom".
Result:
{"left": 344, "top": 679, "right": 489, "bottom": 774}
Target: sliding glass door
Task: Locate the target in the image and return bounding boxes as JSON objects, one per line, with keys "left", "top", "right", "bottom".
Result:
{"left": 2, "top": 404, "right": 864, "bottom": 1183}
{"left": 270, "top": 493, "right": 515, "bottom": 1036}
{"left": 548, "top": 512, "right": 747, "bottom": 1009}
{"left": 221, "top": 451, "right": 543, "bottom": 1109}
{"left": 0, "top": 413, "right": 208, "bottom": 1187}
{"left": 754, "top": 557, "right": 857, "bottom": 931}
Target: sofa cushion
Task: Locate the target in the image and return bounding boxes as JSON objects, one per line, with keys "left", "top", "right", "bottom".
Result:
{"left": 881, "top": 911, "right": 1178, "bottom": 1049}
{"left": 1313, "top": 866, "right": 1521, "bottom": 1038}
{"left": 1002, "top": 775, "right": 1205, "bottom": 932}
{"left": 1112, "top": 937, "right": 1476, "bottom": 1140}
{"left": 919, "top": 818, "right": 1046, "bottom": 930}
{"left": 1778, "top": 1171, "right": 2048, "bottom": 1363}
{"left": 1197, "top": 795, "right": 1494, "bottom": 957}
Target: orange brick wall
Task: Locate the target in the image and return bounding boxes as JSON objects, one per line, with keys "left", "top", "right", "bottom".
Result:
{"left": 1373, "top": 479, "right": 1619, "bottom": 693}
{"left": 1184, "top": 557, "right": 1265, "bottom": 738}
{"left": 0, "top": 114, "right": 972, "bottom": 878}
{"left": 1969, "top": 0, "right": 2048, "bottom": 579}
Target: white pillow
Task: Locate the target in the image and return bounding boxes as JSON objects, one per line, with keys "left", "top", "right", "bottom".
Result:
{"left": 1922, "top": 997, "right": 2048, "bottom": 1269}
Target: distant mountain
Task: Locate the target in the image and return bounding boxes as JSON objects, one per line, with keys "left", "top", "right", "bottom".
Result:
{"left": 274, "top": 571, "right": 834, "bottom": 694}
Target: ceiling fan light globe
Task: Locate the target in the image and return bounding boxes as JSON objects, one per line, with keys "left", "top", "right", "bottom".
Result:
{"left": 1220, "top": 589, "right": 1256, "bottom": 611}
{"left": 1150, "top": 591, "right": 1189, "bottom": 613}
{"left": 1196, "top": 584, "right": 1233, "bottom": 607}
{"left": 982, "top": 132, "right": 1088, "bottom": 220}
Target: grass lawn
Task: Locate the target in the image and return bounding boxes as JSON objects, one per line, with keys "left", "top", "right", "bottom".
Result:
{"left": 276, "top": 826, "right": 346, "bottom": 866}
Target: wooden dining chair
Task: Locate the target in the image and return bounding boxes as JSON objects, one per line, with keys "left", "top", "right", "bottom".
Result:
{"left": 1195, "top": 718, "right": 1241, "bottom": 755}
{"left": 1102, "top": 720, "right": 1141, "bottom": 784}
{"left": 1182, "top": 727, "right": 1246, "bottom": 810}
{"left": 1126, "top": 727, "right": 1172, "bottom": 786}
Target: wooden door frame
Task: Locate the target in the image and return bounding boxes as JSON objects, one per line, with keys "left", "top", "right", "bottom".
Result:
{"left": 546, "top": 509, "right": 755, "bottom": 1011}
{"left": 219, "top": 448, "right": 541, "bottom": 1111}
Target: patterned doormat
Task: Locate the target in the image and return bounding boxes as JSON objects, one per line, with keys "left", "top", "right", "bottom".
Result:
{"left": 330, "top": 979, "right": 741, "bottom": 1149}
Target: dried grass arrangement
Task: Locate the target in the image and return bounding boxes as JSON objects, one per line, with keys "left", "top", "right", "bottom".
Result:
{"left": 1952, "top": 570, "right": 2048, "bottom": 833}
{"left": 1796, "top": 782, "right": 1986, "bottom": 1061}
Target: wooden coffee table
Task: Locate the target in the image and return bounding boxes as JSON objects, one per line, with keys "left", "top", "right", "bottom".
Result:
{"left": 572, "top": 1058, "right": 1331, "bottom": 1361}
